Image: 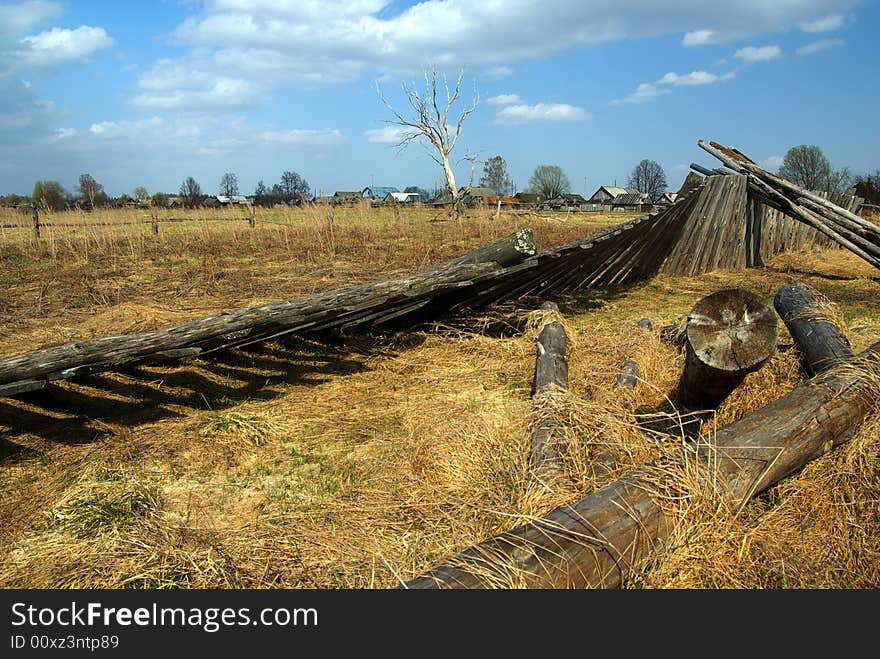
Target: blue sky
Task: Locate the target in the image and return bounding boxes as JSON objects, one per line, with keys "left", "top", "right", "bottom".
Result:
{"left": 1, "top": 0, "right": 878, "bottom": 198}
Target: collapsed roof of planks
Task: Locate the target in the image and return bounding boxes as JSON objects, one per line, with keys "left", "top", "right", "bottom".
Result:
{"left": 0, "top": 140, "right": 875, "bottom": 398}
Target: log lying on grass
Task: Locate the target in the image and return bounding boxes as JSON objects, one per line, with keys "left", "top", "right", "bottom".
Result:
{"left": 404, "top": 335, "right": 880, "bottom": 589}
{"left": 531, "top": 302, "right": 568, "bottom": 397}
{"left": 528, "top": 302, "right": 568, "bottom": 484}
{"left": 774, "top": 282, "right": 853, "bottom": 377}
{"left": 0, "top": 230, "right": 538, "bottom": 397}
{"left": 676, "top": 288, "right": 778, "bottom": 410}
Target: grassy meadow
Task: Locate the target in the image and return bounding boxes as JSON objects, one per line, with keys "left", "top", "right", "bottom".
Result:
{"left": 0, "top": 203, "right": 878, "bottom": 588}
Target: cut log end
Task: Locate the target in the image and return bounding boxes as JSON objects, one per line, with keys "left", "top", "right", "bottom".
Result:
{"left": 616, "top": 359, "right": 639, "bottom": 389}
{"left": 677, "top": 288, "right": 778, "bottom": 410}
{"left": 685, "top": 289, "right": 778, "bottom": 372}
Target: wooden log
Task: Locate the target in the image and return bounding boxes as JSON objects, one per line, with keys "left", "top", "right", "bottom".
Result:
{"left": 528, "top": 301, "right": 568, "bottom": 484}
{"left": 403, "top": 338, "right": 880, "bottom": 589}
{"left": 773, "top": 283, "right": 853, "bottom": 377}
{"left": 0, "top": 231, "right": 537, "bottom": 393}
{"left": 436, "top": 228, "right": 536, "bottom": 270}
{"left": 676, "top": 289, "right": 778, "bottom": 410}
{"left": 531, "top": 302, "right": 568, "bottom": 397}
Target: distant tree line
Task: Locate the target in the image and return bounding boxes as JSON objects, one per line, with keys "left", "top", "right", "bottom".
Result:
{"left": 252, "top": 171, "right": 311, "bottom": 207}
{"left": 2, "top": 145, "right": 873, "bottom": 211}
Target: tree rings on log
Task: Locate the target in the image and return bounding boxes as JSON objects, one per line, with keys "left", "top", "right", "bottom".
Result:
{"left": 677, "top": 288, "right": 778, "bottom": 410}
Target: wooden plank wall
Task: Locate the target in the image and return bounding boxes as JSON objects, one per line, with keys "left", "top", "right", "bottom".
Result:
{"left": 659, "top": 175, "right": 748, "bottom": 276}
{"left": 659, "top": 175, "right": 864, "bottom": 275}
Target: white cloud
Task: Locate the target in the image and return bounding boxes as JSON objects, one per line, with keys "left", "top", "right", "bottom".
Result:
{"left": 52, "top": 127, "right": 76, "bottom": 139}
{"left": 798, "top": 13, "right": 845, "bottom": 32}
{"left": 89, "top": 117, "right": 163, "bottom": 137}
{"left": 682, "top": 29, "right": 716, "bottom": 46}
{"left": 762, "top": 155, "right": 784, "bottom": 169}
{"left": 658, "top": 70, "right": 718, "bottom": 86}
{"left": 259, "top": 128, "right": 345, "bottom": 146}
{"left": 0, "top": 1, "right": 62, "bottom": 39}
{"left": 487, "top": 93, "right": 522, "bottom": 106}
{"left": 611, "top": 83, "right": 668, "bottom": 105}
{"left": 733, "top": 44, "right": 782, "bottom": 63}
{"left": 496, "top": 102, "right": 589, "bottom": 124}
{"left": 796, "top": 38, "right": 845, "bottom": 56}
{"left": 612, "top": 68, "right": 731, "bottom": 105}
{"left": 132, "top": 0, "right": 857, "bottom": 103}
{"left": 364, "top": 125, "right": 417, "bottom": 144}
{"left": 17, "top": 26, "right": 115, "bottom": 70}
{"left": 133, "top": 58, "right": 258, "bottom": 109}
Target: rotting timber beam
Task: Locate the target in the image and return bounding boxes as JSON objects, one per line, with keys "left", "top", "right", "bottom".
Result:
{"left": 0, "top": 230, "right": 538, "bottom": 397}
{"left": 403, "top": 302, "right": 878, "bottom": 589}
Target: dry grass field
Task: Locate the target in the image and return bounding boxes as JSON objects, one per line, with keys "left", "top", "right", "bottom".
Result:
{"left": 0, "top": 203, "right": 878, "bottom": 589}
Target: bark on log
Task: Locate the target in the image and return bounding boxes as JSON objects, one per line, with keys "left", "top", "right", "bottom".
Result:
{"left": 773, "top": 282, "right": 853, "bottom": 377}
{"left": 530, "top": 302, "right": 568, "bottom": 397}
{"left": 403, "top": 338, "right": 880, "bottom": 589}
{"left": 528, "top": 301, "right": 568, "bottom": 483}
{"left": 0, "top": 231, "right": 538, "bottom": 394}
{"left": 434, "top": 228, "right": 536, "bottom": 270}
{"left": 676, "top": 288, "right": 778, "bottom": 410}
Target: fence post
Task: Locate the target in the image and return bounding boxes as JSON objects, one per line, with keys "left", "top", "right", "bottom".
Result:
{"left": 151, "top": 207, "right": 159, "bottom": 235}
{"left": 249, "top": 203, "right": 256, "bottom": 228}
{"left": 32, "top": 205, "right": 40, "bottom": 240}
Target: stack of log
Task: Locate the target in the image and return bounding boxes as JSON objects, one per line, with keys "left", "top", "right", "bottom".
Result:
{"left": 698, "top": 140, "right": 880, "bottom": 270}
{"left": 403, "top": 285, "right": 880, "bottom": 589}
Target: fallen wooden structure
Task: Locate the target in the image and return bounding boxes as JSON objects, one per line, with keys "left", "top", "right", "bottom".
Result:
{"left": 0, "top": 139, "right": 872, "bottom": 398}
{"left": 0, "top": 183, "right": 708, "bottom": 396}
{"left": 698, "top": 140, "right": 878, "bottom": 270}
{"left": 403, "top": 290, "right": 876, "bottom": 589}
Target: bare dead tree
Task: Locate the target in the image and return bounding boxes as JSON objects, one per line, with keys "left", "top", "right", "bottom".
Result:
{"left": 376, "top": 66, "right": 479, "bottom": 207}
